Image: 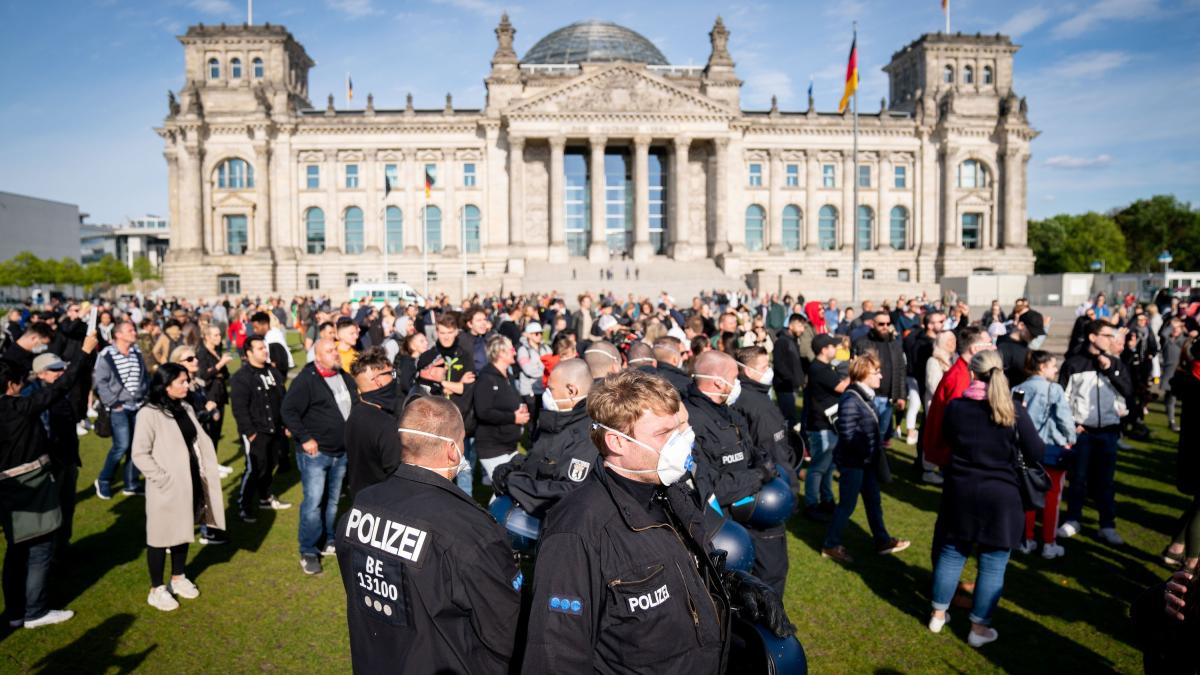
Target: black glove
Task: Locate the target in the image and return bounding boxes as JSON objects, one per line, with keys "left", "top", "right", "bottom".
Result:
{"left": 491, "top": 461, "right": 519, "bottom": 497}
{"left": 757, "top": 463, "right": 777, "bottom": 485}
{"left": 724, "top": 569, "right": 796, "bottom": 638}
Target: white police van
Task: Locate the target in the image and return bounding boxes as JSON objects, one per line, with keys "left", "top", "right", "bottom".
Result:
{"left": 349, "top": 282, "right": 426, "bottom": 308}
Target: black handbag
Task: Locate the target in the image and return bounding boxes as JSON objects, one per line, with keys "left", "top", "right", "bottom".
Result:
{"left": 1012, "top": 431, "right": 1051, "bottom": 510}
{"left": 94, "top": 404, "right": 113, "bottom": 438}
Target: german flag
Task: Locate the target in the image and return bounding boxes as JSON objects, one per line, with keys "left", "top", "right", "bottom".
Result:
{"left": 424, "top": 169, "right": 434, "bottom": 199}
{"left": 837, "top": 33, "right": 858, "bottom": 114}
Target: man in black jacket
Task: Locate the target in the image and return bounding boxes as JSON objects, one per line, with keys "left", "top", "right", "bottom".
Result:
{"left": 417, "top": 312, "right": 477, "bottom": 495}
{"left": 652, "top": 336, "right": 691, "bottom": 393}
{"left": 852, "top": 311, "right": 907, "bottom": 441}
{"left": 251, "top": 311, "right": 291, "bottom": 376}
{"left": 733, "top": 346, "right": 795, "bottom": 480}
{"left": 772, "top": 314, "right": 808, "bottom": 431}
{"left": 282, "top": 338, "right": 357, "bottom": 575}
{"left": 231, "top": 335, "right": 290, "bottom": 522}
{"left": 345, "top": 348, "right": 421, "bottom": 499}
{"left": 336, "top": 395, "right": 521, "bottom": 674}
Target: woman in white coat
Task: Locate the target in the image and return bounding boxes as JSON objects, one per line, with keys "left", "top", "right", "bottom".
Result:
{"left": 132, "top": 363, "right": 226, "bottom": 612}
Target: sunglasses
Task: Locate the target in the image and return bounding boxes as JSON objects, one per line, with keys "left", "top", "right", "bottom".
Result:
{"left": 180, "top": 356, "right": 197, "bottom": 363}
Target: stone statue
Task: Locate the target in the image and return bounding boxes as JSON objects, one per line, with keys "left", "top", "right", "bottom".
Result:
{"left": 1018, "top": 96, "right": 1028, "bottom": 120}
{"left": 167, "top": 91, "right": 180, "bottom": 117}
{"left": 492, "top": 12, "right": 517, "bottom": 64}
{"left": 706, "top": 16, "right": 733, "bottom": 68}
{"left": 326, "top": 93, "right": 335, "bottom": 116}
{"left": 769, "top": 95, "right": 778, "bottom": 115}
{"left": 366, "top": 93, "right": 374, "bottom": 112}
{"left": 444, "top": 92, "right": 453, "bottom": 113}
{"left": 405, "top": 92, "right": 414, "bottom": 115}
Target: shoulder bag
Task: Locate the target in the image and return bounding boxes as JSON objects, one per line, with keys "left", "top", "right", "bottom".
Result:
{"left": 1012, "top": 423, "right": 1051, "bottom": 511}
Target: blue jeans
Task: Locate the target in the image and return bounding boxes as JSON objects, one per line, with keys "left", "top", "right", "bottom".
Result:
{"left": 872, "top": 396, "right": 895, "bottom": 440}
{"left": 931, "top": 542, "right": 1011, "bottom": 625}
{"left": 97, "top": 408, "right": 141, "bottom": 492}
{"left": 804, "top": 430, "right": 837, "bottom": 506}
{"left": 2, "top": 532, "right": 54, "bottom": 622}
{"left": 297, "top": 451, "right": 348, "bottom": 556}
{"left": 1064, "top": 430, "right": 1119, "bottom": 529}
{"left": 455, "top": 436, "right": 477, "bottom": 496}
{"left": 823, "top": 466, "right": 891, "bottom": 549}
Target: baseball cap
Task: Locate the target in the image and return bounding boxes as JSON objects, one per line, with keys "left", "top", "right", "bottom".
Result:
{"left": 598, "top": 315, "right": 618, "bottom": 333}
{"left": 32, "top": 353, "right": 67, "bottom": 373}
{"left": 813, "top": 334, "right": 840, "bottom": 351}
{"left": 524, "top": 322, "right": 543, "bottom": 334}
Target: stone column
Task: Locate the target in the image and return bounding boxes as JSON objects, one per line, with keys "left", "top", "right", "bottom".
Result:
{"left": 671, "top": 136, "right": 692, "bottom": 260}
{"left": 547, "top": 136, "right": 567, "bottom": 263}
{"left": 1002, "top": 147, "right": 1025, "bottom": 248}
{"left": 941, "top": 147, "right": 958, "bottom": 247}
{"left": 178, "top": 142, "right": 203, "bottom": 252}
{"left": 403, "top": 150, "right": 419, "bottom": 253}
{"left": 327, "top": 151, "right": 341, "bottom": 253}
{"left": 712, "top": 137, "right": 730, "bottom": 256}
{"left": 842, "top": 151, "right": 855, "bottom": 250}
{"left": 767, "top": 148, "right": 784, "bottom": 254}
{"left": 444, "top": 153, "right": 459, "bottom": 255}
{"left": 631, "top": 135, "right": 652, "bottom": 262}
{"left": 878, "top": 153, "right": 893, "bottom": 249}
{"left": 253, "top": 141, "right": 272, "bottom": 253}
{"left": 365, "top": 151, "right": 380, "bottom": 253}
{"left": 588, "top": 136, "right": 609, "bottom": 263}
{"left": 804, "top": 153, "right": 819, "bottom": 250}
{"left": 508, "top": 135, "right": 526, "bottom": 258}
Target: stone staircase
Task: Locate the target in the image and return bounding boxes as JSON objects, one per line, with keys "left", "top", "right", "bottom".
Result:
{"left": 515, "top": 257, "right": 744, "bottom": 301}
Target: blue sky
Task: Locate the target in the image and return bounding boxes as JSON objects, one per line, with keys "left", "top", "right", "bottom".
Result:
{"left": 1, "top": 0, "right": 1198, "bottom": 225}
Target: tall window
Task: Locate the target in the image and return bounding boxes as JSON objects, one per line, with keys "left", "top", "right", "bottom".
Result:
{"left": 344, "top": 207, "right": 364, "bottom": 254}
{"left": 858, "top": 165, "right": 871, "bottom": 188}
{"left": 345, "top": 164, "right": 359, "bottom": 189}
{"left": 462, "top": 205, "right": 481, "bottom": 253}
{"left": 856, "top": 205, "right": 874, "bottom": 251}
{"left": 384, "top": 164, "right": 398, "bottom": 189}
{"left": 230, "top": 58, "right": 242, "bottom": 79}
{"left": 463, "top": 163, "right": 476, "bottom": 187}
{"left": 385, "top": 206, "right": 402, "bottom": 254}
{"left": 822, "top": 164, "right": 836, "bottom": 188}
{"left": 943, "top": 65, "right": 954, "bottom": 83}
{"left": 894, "top": 165, "right": 907, "bottom": 189}
{"left": 306, "top": 165, "right": 319, "bottom": 189}
{"left": 744, "top": 205, "right": 765, "bottom": 252}
{"left": 253, "top": 57, "right": 264, "bottom": 79}
{"left": 216, "top": 158, "right": 253, "bottom": 189}
{"left": 217, "top": 274, "right": 240, "bottom": 294}
{"left": 423, "top": 205, "right": 443, "bottom": 253}
{"left": 225, "top": 215, "right": 248, "bottom": 255}
{"left": 424, "top": 163, "right": 438, "bottom": 187}
{"left": 208, "top": 58, "right": 220, "bottom": 80}
{"left": 748, "top": 163, "right": 763, "bottom": 187}
{"left": 963, "top": 65, "right": 974, "bottom": 84}
{"left": 818, "top": 206, "right": 838, "bottom": 250}
{"left": 564, "top": 150, "right": 589, "bottom": 257}
{"left": 306, "top": 273, "right": 320, "bottom": 290}
{"left": 648, "top": 150, "right": 667, "bottom": 254}
{"left": 345, "top": 272, "right": 359, "bottom": 288}
{"left": 305, "top": 207, "right": 325, "bottom": 254}
{"left": 785, "top": 164, "right": 799, "bottom": 187}
{"left": 983, "top": 65, "right": 994, "bottom": 85}
{"left": 890, "top": 206, "right": 908, "bottom": 250}
{"left": 782, "top": 205, "right": 801, "bottom": 251}
{"left": 958, "top": 159, "right": 988, "bottom": 188}
{"left": 962, "top": 213, "right": 982, "bottom": 249}
{"left": 604, "top": 150, "right": 631, "bottom": 253}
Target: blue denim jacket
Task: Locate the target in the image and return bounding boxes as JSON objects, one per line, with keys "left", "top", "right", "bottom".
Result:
{"left": 1012, "top": 376, "right": 1076, "bottom": 464}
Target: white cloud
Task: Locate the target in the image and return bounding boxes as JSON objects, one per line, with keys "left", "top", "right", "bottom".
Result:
{"left": 189, "top": 0, "right": 236, "bottom": 15}
{"left": 997, "top": 7, "right": 1052, "bottom": 38}
{"left": 744, "top": 70, "right": 794, "bottom": 108}
{"left": 1046, "top": 50, "right": 1131, "bottom": 79}
{"left": 1053, "top": 0, "right": 1159, "bottom": 39}
{"left": 325, "top": 0, "right": 381, "bottom": 19}
{"left": 430, "top": 0, "right": 506, "bottom": 18}
{"left": 1045, "top": 154, "right": 1114, "bottom": 169}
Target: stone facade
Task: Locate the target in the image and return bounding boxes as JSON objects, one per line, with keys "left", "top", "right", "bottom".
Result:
{"left": 158, "top": 18, "right": 1037, "bottom": 298}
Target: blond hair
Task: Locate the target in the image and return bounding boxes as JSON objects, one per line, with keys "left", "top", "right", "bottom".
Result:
{"left": 169, "top": 345, "right": 196, "bottom": 363}
{"left": 587, "top": 370, "right": 681, "bottom": 454}
{"left": 969, "top": 349, "right": 1016, "bottom": 427}
{"left": 847, "top": 352, "right": 881, "bottom": 383}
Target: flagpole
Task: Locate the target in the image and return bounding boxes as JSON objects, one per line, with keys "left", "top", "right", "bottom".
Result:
{"left": 945, "top": 0, "right": 951, "bottom": 34}
{"left": 460, "top": 207, "right": 467, "bottom": 303}
{"left": 423, "top": 192, "right": 429, "bottom": 300}
{"left": 382, "top": 204, "right": 389, "bottom": 286}
{"left": 851, "top": 22, "right": 861, "bottom": 307}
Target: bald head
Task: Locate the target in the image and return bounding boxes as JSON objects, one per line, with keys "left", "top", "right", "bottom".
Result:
{"left": 314, "top": 337, "right": 340, "bottom": 371}
{"left": 626, "top": 342, "right": 656, "bottom": 368}
{"left": 693, "top": 350, "right": 737, "bottom": 403}
{"left": 398, "top": 397, "right": 464, "bottom": 464}
{"left": 549, "top": 358, "right": 592, "bottom": 394}
{"left": 584, "top": 341, "right": 622, "bottom": 379}
{"left": 652, "top": 336, "right": 684, "bottom": 367}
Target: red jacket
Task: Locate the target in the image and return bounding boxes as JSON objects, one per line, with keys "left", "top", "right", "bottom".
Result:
{"left": 922, "top": 356, "right": 970, "bottom": 467}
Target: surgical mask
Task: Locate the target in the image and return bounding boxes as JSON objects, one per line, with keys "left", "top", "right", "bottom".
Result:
{"left": 398, "top": 427, "right": 468, "bottom": 478}
{"left": 32, "top": 344, "right": 48, "bottom": 354}
{"left": 595, "top": 423, "right": 696, "bottom": 486}
{"left": 584, "top": 348, "right": 620, "bottom": 364}
{"left": 693, "top": 373, "right": 741, "bottom": 406}
{"left": 739, "top": 362, "right": 774, "bottom": 387}
{"left": 541, "top": 388, "right": 580, "bottom": 412}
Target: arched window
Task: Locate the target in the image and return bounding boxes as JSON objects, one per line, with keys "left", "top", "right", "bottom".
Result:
{"left": 744, "top": 205, "right": 765, "bottom": 252}
{"left": 963, "top": 65, "right": 974, "bottom": 84}
{"left": 462, "top": 205, "right": 481, "bottom": 254}
{"left": 385, "top": 206, "right": 403, "bottom": 254}
{"left": 208, "top": 58, "right": 220, "bottom": 80}
{"left": 344, "top": 207, "right": 363, "bottom": 254}
{"left": 890, "top": 206, "right": 909, "bottom": 250}
{"left": 983, "top": 66, "right": 994, "bottom": 85}
{"left": 305, "top": 207, "right": 325, "bottom": 255}
{"left": 230, "top": 58, "right": 242, "bottom": 79}
{"left": 943, "top": 65, "right": 954, "bottom": 83}
{"left": 957, "top": 159, "right": 988, "bottom": 188}
{"left": 782, "top": 205, "right": 801, "bottom": 251}
{"left": 423, "top": 205, "right": 442, "bottom": 253}
{"left": 856, "top": 205, "right": 874, "bottom": 251}
{"left": 818, "top": 206, "right": 838, "bottom": 250}
{"left": 215, "top": 158, "right": 254, "bottom": 189}
{"left": 252, "top": 57, "right": 264, "bottom": 79}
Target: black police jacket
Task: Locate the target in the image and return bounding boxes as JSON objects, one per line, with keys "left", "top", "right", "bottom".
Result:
{"left": 505, "top": 400, "right": 597, "bottom": 516}
{"left": 656, "top": 362, "right": 693, "bottom": 394}
{"left": 684, "top": 383, "right": 768, "bottom": 509}
{"left": 522, "top": 467, "right": 730, "bottom": 674}
{"left": 335, "top": 464, "right": 521, "bottom": 675}
{"left": 732, "top": 377, "right": 795, "bottom": 474}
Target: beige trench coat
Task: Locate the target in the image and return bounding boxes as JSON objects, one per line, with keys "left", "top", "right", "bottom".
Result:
{"left": 131, "top": 403, "right": 226, "bottom": 547}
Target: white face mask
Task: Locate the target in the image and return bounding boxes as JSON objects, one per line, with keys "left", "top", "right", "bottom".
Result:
{"left": 596, "top": 422, "right": 696, "bottom": 486}
{"left": 693, "top": 373, "right": 741, "bottom": 406}
{"left": 32, "top": 344, "right": 48, "bottom": 354}
{"left": 541, "top": 388, "right": 581, "bottom": 412}
{"left": 739, "top": 363, "right": 774, "bottom": 387}
{"left": 399, "top": 427, "right": 468, "bottom": 478}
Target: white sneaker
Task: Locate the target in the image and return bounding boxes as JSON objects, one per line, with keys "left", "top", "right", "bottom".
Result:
{"left": 1042, "top": 543, "right": 1066, "bottom": 559}
{"left": 1097, "top": 528, "right": 1124, "bottom": 546}
{"left": 23, "top": 609, "right": 74, "bottom": 629}
{"left": 922, "top": 471, "right": 944, "bottom": 485}
{"left": 320, "top": 543, "right": 337, "bottom": 557}
{"left": 259, "top": 496, "right": 292, "bottom": 510}
{"left": 76, "top": 423, "right": 88, "bottom": 437}
{"left": 968, "top": 626, "right": 999, "bottom": 648}
{"left": 87, "top": 406, "right": 99, "bottom": 419}
{"left": 1017, "top": 539, "right": 1037, "bottom": 554}
{"left": 216, "top": 465, "right": 232, "bottom": 478}
{"left": 1057, "top": 521, "right": 1080, "bottom": 538}
{"left": 928, "top": 611, "right": 950, "bottom": 634}
{"left": 168, "top": 576, "right": 200, "bottom": 600}
{"left": 906, "top": 429, "right": 919, "bottom": 445}
{"left": 147, "top": 586, "right": 179, "bottom": 611}
{"left": 1117, "top": 439, "right": 1133, "bottom": 450}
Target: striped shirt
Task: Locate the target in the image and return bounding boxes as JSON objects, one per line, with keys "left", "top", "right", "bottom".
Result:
{"left": 102, "top": 344, "right": 144, "bottom": 403}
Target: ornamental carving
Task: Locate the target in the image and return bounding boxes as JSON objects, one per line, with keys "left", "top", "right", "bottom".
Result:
{"left": 510, "top": 64, "right": 732, "bottom": 118}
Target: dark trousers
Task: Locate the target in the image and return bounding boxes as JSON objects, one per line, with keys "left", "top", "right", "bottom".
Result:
{"left": 775, "top": 390, "right": 797, "bottom": 430}
{"left": 1064, "top": 430, "right": 1119, "bottom": 529}
{"left": 147, "top": 544, "right": 189, "bottom": 588}
{"left": 202, "top": 411, "right": 225, "bottom": 452}
{"left": 523, "top": 395, "right": 540, "bottom": 444}
{"left": 748, "top": 524, "right": 788, "bottom": 596}
{"left": 54, "top": 465, "right": 79, "bottom": 554}
{"left": 824, "top": 465, "right": 891, "bottom": 550}
{"left": 239, "top": 432, "right": 285, "bottom": 514}
{"left": 2, "top": 531, "right": 54, "bottom": 623}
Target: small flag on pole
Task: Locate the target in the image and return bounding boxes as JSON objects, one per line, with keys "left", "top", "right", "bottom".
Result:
{"left": 346, "top": 73, "right": 354, "bottom": 103}
{"left": 384, "top": 174, "right": 392, "bottom": 198}
{"left": 424, "top": 169, "right": 434, "bottom": 199}
{"left": 942, "top": 0, "right": 948, "bottom": 11}
{"left": 807, "top": 77, "right": 814, "bottom": 102}
{"left": 837, "top": 33, "right": 858, "bottom": 114}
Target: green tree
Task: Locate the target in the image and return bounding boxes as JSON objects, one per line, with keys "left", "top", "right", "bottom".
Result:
{"left": 3, "top": 251, "right": 52, "bottom": 286}
{"left": 55, "top": 258, "right": 86, "bottom": 286}
{"left": 1028, "top": 212, "right": 1128, "bottom": 273}
{"left": 131, "top": 255, "right": 160, "bottom": 281}
{"left": 84, "top": 255, "right": 132, "bottom": 288}
{"left": 1111, "top": 195, "right": 1200, "bottom": 271}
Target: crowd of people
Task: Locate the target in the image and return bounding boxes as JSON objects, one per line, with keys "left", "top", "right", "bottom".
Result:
{"left": 0, "top": 285, "right": 1197, "bottom": 671}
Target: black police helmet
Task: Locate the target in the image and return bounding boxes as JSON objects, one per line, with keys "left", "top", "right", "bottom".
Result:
{"left": 747, "top": 477, "right": 796, "bottom": 529}
{"left": 728, "top": 617, "right": 808, "bottom": 675}
{"left": 488, "top": 495, "right": 541, "bottom": 552}
{"left": 710, "top": 518, "right": 756, "bottom": 573}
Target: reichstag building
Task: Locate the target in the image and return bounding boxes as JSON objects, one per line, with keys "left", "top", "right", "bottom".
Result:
{"left": 158, "top": 16, "right": 1037, "bottom": 298}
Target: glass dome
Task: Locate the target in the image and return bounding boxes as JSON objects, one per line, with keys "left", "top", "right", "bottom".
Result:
{"left": 521, "top": 20, "right": 668, "bottom": 66}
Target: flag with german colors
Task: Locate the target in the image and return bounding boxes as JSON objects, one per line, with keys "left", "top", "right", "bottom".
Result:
{"left": 424, "top": 169, "right": 434, "bottom": 199}
{"left": 837, "top": 33, "right": 858, "bottom": 114}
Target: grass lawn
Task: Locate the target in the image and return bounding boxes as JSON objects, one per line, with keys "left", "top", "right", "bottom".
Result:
{"left": 0, "top": 343, "right": 1185, "bottom": 672}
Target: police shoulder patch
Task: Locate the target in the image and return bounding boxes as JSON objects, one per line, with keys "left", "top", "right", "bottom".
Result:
{"left": 567, "top": 458, "right": 590, "bottom": 482}
{"left": 549, "top": 595, "right": 583, "bottom": 615}
{"left": 512, "top": 571, "right": 524, "bottom": 591}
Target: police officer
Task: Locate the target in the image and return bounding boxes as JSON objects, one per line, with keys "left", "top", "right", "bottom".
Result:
{"left": 491, "top": 359, "right": 596, "bottom": 516}
{"left": 335, "top": 396, "right": 521, "bottom": 673}
{"left": 653, "top": 335, "right": 692, "bottom": 393}
{"left": 522, "top": 370, "right": 793, "bottom": 673}
{"left": 686, "top": 350, "right": 787, "bottom": 595}
{"left": 625, "top": 341, "right": 658, "bottom": 375}
{"left": 733, "top": 345, "right": 796, "bottom": 479}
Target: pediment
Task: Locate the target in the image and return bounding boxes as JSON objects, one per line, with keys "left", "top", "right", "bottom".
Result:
{"left": 956, "top": 191, "right": 993, "bottom": 207}
{"left": 213, "top": 191, "right": 258, "bottom": 208}
{"left": 508, "top": 64, "right": 735, "bottom": 119}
